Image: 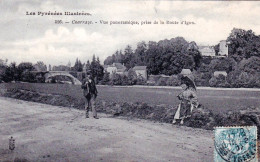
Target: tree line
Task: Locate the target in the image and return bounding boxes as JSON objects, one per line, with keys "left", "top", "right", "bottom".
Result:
{"left": 0, "top": 55, "right": 104, "bottom": 83}
{"left": 104, "top": 37, "right": 202, "bottom": 75}
{"left": 104, "top": 28, "right": 260, "bottom": 88}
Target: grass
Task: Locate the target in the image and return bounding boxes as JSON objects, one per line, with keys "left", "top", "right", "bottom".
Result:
{"left": 1, "top": 83, "right": 260, "bottom": 113}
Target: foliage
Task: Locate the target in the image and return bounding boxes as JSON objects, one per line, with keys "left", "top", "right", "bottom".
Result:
{"left": 209, "top": 74, "right": 230, "bottom": 87}
{"left": 2, "top": 62, "right": 18, "bottom": 82}
{"left": 155, "top": 77, "right": 168, "bottom": 86}
{"left": 127, "top": 68, "right": 137, "bottom": 85}
{"left": 21, "top": 71, "right": 36, "bottom": 82}
{"left": 136, "top": 75, "right": 146, "bottom": 85}
{"left": 208, "top": 57, "right": 237, "bottom": 73}
{"left": 72, "top": 58, "right": 83, "bottom": 72}
{"left": 34, "top": 61, "right": 47, "bottom": 71}
{"left": 227, "top": 28, "right": 260, "bottom": 62}
{"left": 90, "top": 55, "right": 104, "bottom": 83}
{"left": 166, "top": 75, "right": 180, "bottom": 86}
{"left": 100, "top": 71, "right": 110, "bottom": 85}
{"left": 17, "top": 62, "right": 35, "bottom": 81}
{"left": 104, "top": 37, "right": 202, "bottom": 75}
{"left": 110, "top": 73, "right": 123, "bottom": 85}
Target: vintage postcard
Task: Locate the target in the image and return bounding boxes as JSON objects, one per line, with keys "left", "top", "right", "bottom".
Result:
{"left": 0, "top": 0, "right": 260, "bottom": 161}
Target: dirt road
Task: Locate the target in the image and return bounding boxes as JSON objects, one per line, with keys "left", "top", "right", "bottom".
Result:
{"left": 0, "top": 97, "right": 213, "bottom": 162}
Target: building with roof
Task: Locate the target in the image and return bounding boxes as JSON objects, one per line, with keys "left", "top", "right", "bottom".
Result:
{"left": 214, "top": 71, "right": 227, "bottom": 77}
{"left": 218, "top": 40, "right": 228, "bottom": 56}
{"left": 198, "top": 46, "right": 216, "bottom": 57}
{"left": 104, "top": 63, "right": 127, "bottom": 76}
{"left": 180, "top": 69, "right": 192, "bottom": 76}
{"left": 133, "top": 66, "right": 147, "bottom": 80}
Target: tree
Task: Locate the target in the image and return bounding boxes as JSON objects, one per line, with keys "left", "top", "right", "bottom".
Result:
{"left": 227, "top": 56, "right": 260, "bottom": 88}
{"left": 104, "top": 37, "right": 203, "bottom": 75}
{"left": 2, "top": 62, "right": 17, "bottom": 82}
{"left": 227, "top": 28, "right": 260, "bottom": 62}
{"left": 110, "top": 73, "right": 123, "bottom": 85}
{"left": 135, "top": 41, "right": 147, "bottom": 66}
{"left": 123, "top": 45, "right": 135, "bottom": 69}
{"left": 100, "top": 71, "right": 110, "bottom": 85}
{"left": 73, "top": 58, "right": 83, "bottom": 72}
{"left": 34, "top": 61, "right": 47, "bottom": 71}
{"left": 127, "top": 68, "right": 137, "bottom": 85}
{"left": 209, "top": 58, "right": 237, "bottom": 73}
{"left": 90, "top": 55, "right": 104, "bottom": 83}
{"left": 17, "top": 62, "right": 35, "bottom": 81}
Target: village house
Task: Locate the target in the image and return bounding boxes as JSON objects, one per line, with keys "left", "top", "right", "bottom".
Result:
{"left": 218, "top": 40, "right": 229, "bottom": 56}
{"left": 213, "top": 71, "right": 227, "bottom": 77}
{"left": 104, "top": 63, "right": 127, "bottom": 76}
{"left": 180, "top": 69, "right": 192, "bottom": 76}
{"left": 198, "top": 46, "right": 216, "bottom": 57}
{"left": 132, "top": 66, "right": 147, "bottom": 80}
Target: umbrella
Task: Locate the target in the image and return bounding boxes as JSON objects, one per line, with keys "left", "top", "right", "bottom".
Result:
{"left": 181, "top": 75, "right": 196, "bottom": 90}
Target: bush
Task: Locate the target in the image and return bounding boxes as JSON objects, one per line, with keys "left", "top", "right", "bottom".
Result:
{"left": 100, "top": 72, "right": 110, "bottom": 85}
{"left": 228, "top": 70, "right": 260, "bottom": 88}
{"left": 110, "top": 73, "right": 123, "bottom": 85}
{"left": 166, "top": 75, "right": 180, "bottom": 86}
{"left": 155, "top": 77, "right": 168, "bottom": 86}
{"left": 21, "top": 71, "right": 37, "bottom": 83}
{"left": 209, "top": 74, "right": 230, "bottom": 87}
{"left": 136, "top": 76, "right": 146, "bottom": 85}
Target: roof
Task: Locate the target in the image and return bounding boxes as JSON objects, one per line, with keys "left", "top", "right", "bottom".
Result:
{"left": 104, "top": 63, "right": 126, "bottom": 70}
{"left": 214, "top": 71, "right": 227, "bottom": 76}
{"left": 133, "top": 66, "right": 147, "bottom": 70}
{"left": 117, "top": 68, "right": 126, "bottom": 72}
{"left": 113, "top": 63, "right": 125, "bottom": 69}
{"left": 180, "top": 69, "right": 192, "bottom": 75}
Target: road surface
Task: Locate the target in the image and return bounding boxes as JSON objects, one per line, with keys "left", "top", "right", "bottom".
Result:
{"left": 0, "top": 97, "right": 213, "bottom": 162}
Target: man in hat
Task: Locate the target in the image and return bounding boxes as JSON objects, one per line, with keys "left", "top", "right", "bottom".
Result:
{"left": 81, "top": 71, "right": 98, "bottom": 119}
{"left": 172, "top": 75, "right": 198, "bottom": 124}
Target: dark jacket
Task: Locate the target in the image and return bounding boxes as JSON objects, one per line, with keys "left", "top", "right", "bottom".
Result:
{"left": 81, "top": 78, "right": 98, "bottom": 98}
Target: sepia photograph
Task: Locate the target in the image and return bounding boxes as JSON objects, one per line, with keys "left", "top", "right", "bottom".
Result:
{"left": 0, "top": 0, "right": 260, "bottom": 161}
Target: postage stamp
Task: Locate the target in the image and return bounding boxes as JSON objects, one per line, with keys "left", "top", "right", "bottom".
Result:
{"left": 214, "top": 126, "right": 258, "bottom": 162}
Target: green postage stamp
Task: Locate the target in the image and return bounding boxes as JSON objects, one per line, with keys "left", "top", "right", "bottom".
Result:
{"left": 214, "top": 126, "right": 258, "bottom": 162}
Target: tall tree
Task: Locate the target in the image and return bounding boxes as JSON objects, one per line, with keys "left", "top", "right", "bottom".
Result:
{"left": 73, "top": 58, "right": 83, "bottom": 72}
{"left": 90, "top": 55, "right": 104, "bottom": 83}
{"left": 227, "top": 28, "right": 260, "bottom": 62}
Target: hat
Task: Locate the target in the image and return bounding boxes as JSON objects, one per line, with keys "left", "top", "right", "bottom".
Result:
{"left": 181, "top": 75, "right": 196, "bottom": 90}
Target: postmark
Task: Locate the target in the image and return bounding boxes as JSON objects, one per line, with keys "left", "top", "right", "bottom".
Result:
{"left": 214, "top": 126, "right": 258, "bottom": 162}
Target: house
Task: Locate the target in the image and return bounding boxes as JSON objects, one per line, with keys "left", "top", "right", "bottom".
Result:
{"left": 198, "top": 46, "right": 216, "bottom": 57}
{"left": 133, "top": 66, "right": 147, "bottom": 80}
{"left": 214, "top": 71, "right": 227, "bottom": 77}
{"left": 180, "top": 69, "right": 192, "bottom": 76}
{"left": 218, "top": 40, "right": 228, "bottom": 56}
{"left": 104, "top": 63, "right": 127, "bottom": 76}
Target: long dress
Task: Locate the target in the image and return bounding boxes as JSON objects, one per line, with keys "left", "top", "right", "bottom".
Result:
{"left": 174, "top": 88, "right": 198, "bottom": 120}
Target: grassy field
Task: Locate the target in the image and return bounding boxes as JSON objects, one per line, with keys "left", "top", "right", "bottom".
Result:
{"left": 1, "top": 83, "right": 260, "bottom": 113}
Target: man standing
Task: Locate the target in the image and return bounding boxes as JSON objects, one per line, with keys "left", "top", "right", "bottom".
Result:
{"left": 81, "top": 72, "right": 98, "bottom": 119}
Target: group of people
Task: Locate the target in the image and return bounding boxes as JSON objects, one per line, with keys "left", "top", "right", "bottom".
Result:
{"left": 81, "top": 71, "right": 199, "bottom": 124}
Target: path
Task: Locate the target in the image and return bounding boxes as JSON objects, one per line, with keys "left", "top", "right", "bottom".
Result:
{"left": 0, "top": 97, "right": 213, "bottom": 162}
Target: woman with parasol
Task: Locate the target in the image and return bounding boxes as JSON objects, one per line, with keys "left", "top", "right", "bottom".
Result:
{"left": 172, "top": 75, "right": 199, "bottom": 125}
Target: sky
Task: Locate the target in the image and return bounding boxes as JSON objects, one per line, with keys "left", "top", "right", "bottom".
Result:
{"left": 0, "top": 0, "right": 260, "bottom": 66}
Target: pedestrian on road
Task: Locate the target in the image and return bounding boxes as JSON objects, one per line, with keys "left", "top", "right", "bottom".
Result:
{"left": 172, "top": 75, "right": 198, "bottom": 125}
{"left": 81, "top": 71, "right": 98, "bottom": 119}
